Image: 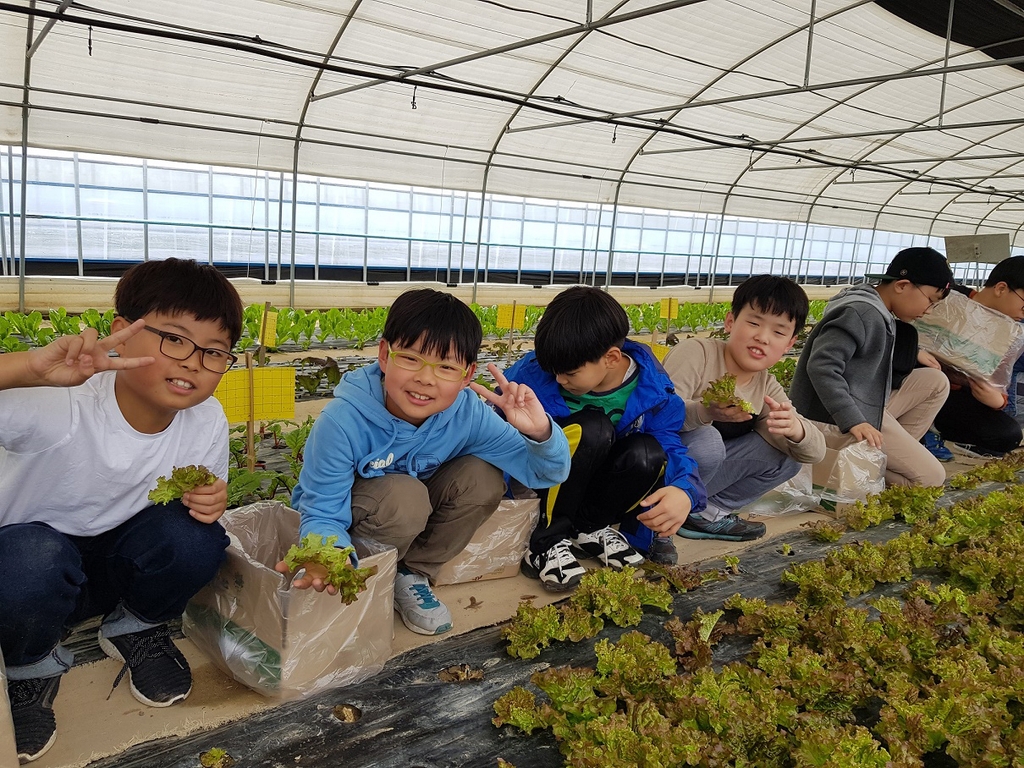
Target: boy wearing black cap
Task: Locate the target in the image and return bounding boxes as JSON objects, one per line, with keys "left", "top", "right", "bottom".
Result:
{"left": 790, "top": 247, "right": 953, "bottom": 488}
{"left": 931, "top": 256, "right": 1024, "bottom": 456}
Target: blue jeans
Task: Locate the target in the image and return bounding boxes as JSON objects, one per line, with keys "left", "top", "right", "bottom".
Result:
{"left": 0, "top": 502, "right": 228, "bottom": 679}
{"left": 679, "top": 427, "right": 800, "bottom": 519}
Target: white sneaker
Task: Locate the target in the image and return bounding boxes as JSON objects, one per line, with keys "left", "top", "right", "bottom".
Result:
{"left": 522, "top": 539, "right": 586, "bottom": 592}
{"left": 570, "top": 527, "right": 645, "bottom": 570}
{"left": 394, "top": 569, "right": 452, "bottom": 635}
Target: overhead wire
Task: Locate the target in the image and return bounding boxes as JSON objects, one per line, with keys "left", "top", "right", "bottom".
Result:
{"left": 3, "top": 1, "right": 1024, "bottom": 204}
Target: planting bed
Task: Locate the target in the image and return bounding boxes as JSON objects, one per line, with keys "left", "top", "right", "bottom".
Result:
{"left": 73, "top": 462, "right": 1024, "bottom": 768}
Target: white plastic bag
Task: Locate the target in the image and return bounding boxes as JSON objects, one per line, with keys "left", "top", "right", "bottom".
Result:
{"left": 915, "top": 290, "right": 1024, "bottom": 389}
{"left": 434, "top": 498, "right": 539, "bottom": 585}
{"left": 0, "top": 653, "right": 17, "bottom": 767}
{"left": 737, "top": 464, "right": 819, "bottom": 517}
{"left": 814, "top": 442, "right": 886, "bottom": 511}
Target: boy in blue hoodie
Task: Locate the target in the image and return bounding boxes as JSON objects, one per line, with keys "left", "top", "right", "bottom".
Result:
{"left": 283, "top": 289, "right": 570, "bottom": 636}
{"left": 505, "top": 286, "right": 706, "bottom": 591}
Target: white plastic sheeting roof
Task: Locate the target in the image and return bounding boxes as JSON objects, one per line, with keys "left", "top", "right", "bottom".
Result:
{"left": 3, "top": 0, "right": 1024, "bottom": 243}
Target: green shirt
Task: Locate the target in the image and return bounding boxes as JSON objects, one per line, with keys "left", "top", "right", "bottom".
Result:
{"left": 561, "top": 364, "right": 640, "bottom": 426}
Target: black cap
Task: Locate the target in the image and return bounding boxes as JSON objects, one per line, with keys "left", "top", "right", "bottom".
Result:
{"left": 865, "top": 247, "right": 953, "bottom": 291}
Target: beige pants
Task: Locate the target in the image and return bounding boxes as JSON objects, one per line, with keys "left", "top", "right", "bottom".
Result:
{"left": 815, "top": 367, "right": 950, "bottom": 488}
{"left": 349, "top": 455, "right": 505, "bottom": 582}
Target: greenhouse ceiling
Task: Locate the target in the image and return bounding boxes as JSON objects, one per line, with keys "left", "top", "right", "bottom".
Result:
{"left": 4, "top": 0, "right": 1024, "bottom": 245}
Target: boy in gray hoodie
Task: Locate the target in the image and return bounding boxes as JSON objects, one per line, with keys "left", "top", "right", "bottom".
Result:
{"left": 790, "top": 247, "right": 953, "bottom": 488}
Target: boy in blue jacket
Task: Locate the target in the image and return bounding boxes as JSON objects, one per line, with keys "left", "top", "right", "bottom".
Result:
{"left": 505, "top": 286, "right": 706, "bottom": 591}
{"left": 283, "top": 289, "right": 570, "bottom": 636}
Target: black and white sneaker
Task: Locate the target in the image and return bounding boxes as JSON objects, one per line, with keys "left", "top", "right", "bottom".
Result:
{"left": 9, "top": 675, "right": 60, "bottom": 763}
{"left": 571, "top": 527, "right": 645, "bottom": 570}
{"left": 98, "top": 624, "right": 192, "bottom": 707}
{"left": 522, "top": 539, "right": 586, "bottom": 591}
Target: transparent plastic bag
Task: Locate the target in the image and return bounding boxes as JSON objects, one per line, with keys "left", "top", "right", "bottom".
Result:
{"left": 737, "top": 463, "right": 818, "bottom": 517}
{"left": 814, "top": 442, "right": 886, "bottom": 511}
{"left": 183, "top": 501, "right": 397, "bottom": 699}
{"left": 0, "top": 653, "right": 17, "bottom": 766}
{"left": 915, "top": 290, "right": 1024, "bottom": 389}
{"left": 434, "top": 498, "right": 540, "bottom": 585}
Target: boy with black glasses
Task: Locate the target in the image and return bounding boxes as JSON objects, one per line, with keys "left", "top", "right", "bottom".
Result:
{"left": 790, "top": 247, "right": 953, "bottom": 488}
{"left": 284, "top": 289, "right": 570, "bottom": 636}
{"left": 0, "top": 258, "right": 242, "bottom": 763}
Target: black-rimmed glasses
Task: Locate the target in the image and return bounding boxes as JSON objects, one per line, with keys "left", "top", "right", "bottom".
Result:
{"left": 141, "top": 325, "right": 238, "bottom": 373}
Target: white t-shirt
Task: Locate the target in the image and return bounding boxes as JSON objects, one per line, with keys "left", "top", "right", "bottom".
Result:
{"left": 0, "top": 371, "right": 229, "bottom": 536}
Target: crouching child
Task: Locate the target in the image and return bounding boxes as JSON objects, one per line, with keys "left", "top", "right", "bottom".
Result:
{"left": 663, "top": 275, "right": 825, "bottom": 541}
{"left": 0, "top": 258, "right": 242, "bottom": 762}
{"left": 505, "top": 286, "right": 706, "bottom": 591}
{"left": 282, "top": 289, "right": 570, "bottom": 635}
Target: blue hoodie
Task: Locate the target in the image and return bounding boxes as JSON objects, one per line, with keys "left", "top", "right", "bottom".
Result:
{"left": 504, "top": 339, "right": 707, "bottom": 513}
{"left": 292, "top": 363, "right": 571, "bottom": 549}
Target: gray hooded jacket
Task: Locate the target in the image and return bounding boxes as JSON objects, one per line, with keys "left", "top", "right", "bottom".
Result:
{"left": 789, "top": 284, "right": 895, "bottom": 431}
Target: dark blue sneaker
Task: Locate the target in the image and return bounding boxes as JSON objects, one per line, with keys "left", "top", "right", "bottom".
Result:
{"left": 922, "top": 431, "right": 953, "bottom": 462}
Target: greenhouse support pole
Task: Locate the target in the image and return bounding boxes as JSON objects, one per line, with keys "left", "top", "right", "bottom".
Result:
{"left": 938, "top": 0, "right": 956, "bottom": 127}
{"left": 707, "top": 196, "right": 730, "bottom": 304}
{"left": 605, "top": 183, "right": 622, "bottom": 290}
{"left": 289, "top": 142, "right": 299, "bottom": 308}
{"left": 18, "top": 0, "right": 35, "bottom": 313}
{"left": 803, "top": 0, "right": 816, "bottom": 87}
{"left": 6, "top": 149, "right": 14, "bottom": 277}
{"left": 471, "top": 165, "right": 491, "bottom": 305}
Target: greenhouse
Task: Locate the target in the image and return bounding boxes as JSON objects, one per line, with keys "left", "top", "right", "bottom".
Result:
{"left": 3, "top": 0, "right": 1024, "bottom": 766}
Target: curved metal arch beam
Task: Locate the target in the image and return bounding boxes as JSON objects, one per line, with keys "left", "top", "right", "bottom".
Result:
{"left": 925, "top": 122, "right": 1024, "bottom": 237}
{"left": 468, "top": 0, "right": 635, "bottom": 301}
{"left": 730, "top": 46, "right": 1024, "bottom": 274}
{"left": 603, "top": 0, "right": 872, "bottom": 296}
{"left": 718, "top": 27, "right": 1024, "bottom": 238}
{"left": 873, "top": 116, "right": 1024, "bottom": 241}
{"left": 793, "top": 81, "right": 1024, "bottom": 254}
{"left": 964, "top": 148, "right": 1024, "bottom": 240}
{"left": 287, "top": 0, "right": 365, "bottom": 307}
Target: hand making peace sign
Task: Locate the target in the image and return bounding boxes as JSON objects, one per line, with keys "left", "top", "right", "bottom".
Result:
{"left": 470, "top": 362, "right": 553, "bottom": 442}
{"left": 23, "top": 319, "right": 155, "bottom": 388}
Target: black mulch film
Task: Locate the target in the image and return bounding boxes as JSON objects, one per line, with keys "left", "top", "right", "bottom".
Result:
{"left": 79, "top": 481, "right": 997, "bottom": 768}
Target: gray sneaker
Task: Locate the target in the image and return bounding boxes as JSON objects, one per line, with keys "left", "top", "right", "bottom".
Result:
{"left": 677, "top": 515, "right": 766, "bottom": 542}
{"left": 394, "top": 569, "right": 452, "bottom": 635}
{"left": 646, "top": 536, "right": 678, "bottom": 565}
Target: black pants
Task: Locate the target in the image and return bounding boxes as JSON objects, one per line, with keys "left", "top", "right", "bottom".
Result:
{"left": 934, "top": 386, "right": 1024, "bottom": 456}
{"left": 530, "top": 409, "right": 665, "bottom": 554}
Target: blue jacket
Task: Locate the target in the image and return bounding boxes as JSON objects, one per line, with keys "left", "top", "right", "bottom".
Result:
{"left": 292, "top": 363, "right": 571, "bottom": 549}
{"left": 504, "top": 340, "right": 706, "bottom": 513}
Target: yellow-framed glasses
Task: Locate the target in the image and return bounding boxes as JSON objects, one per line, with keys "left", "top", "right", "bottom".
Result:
{"left": 387, "top": 346, "right": 468, "bottom": 381}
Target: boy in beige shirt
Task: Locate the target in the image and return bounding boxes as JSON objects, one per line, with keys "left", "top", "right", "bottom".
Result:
{"left": 663, "top": 275, "right": 825, "bottom": 541}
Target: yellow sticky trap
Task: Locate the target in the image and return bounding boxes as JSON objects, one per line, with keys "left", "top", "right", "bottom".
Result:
{"left": 648, "top": 343, "right": 671, "bottom": 362}
{"left": 261, "top": 311, "right": 278, "bottom": 348}
{"left": 214, "top": 367, "right": 295, "bottom": 422}
{"left": 659, "top": 298, "right": 679, "bottom": 320}
{"left": 496, "top": 304, "right": 527, "bottom": 330}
